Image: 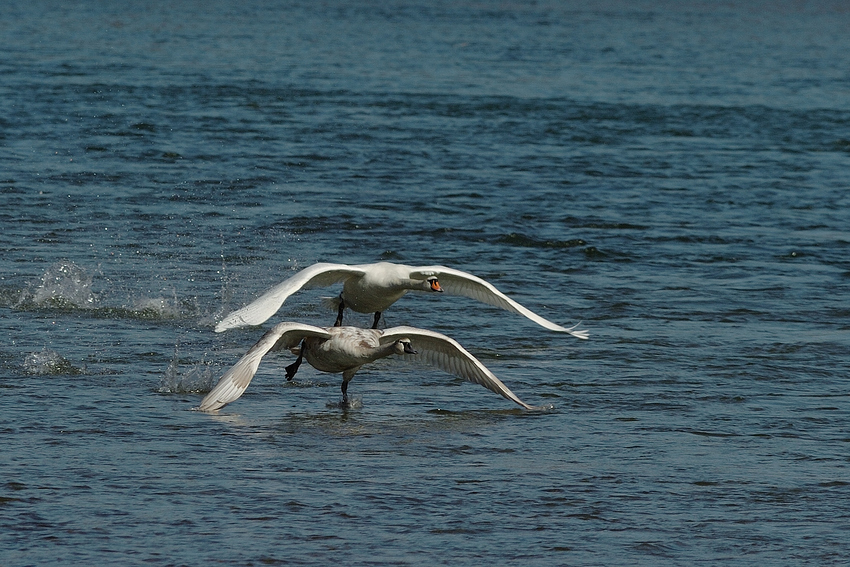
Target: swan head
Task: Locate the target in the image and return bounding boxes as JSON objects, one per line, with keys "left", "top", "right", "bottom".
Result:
{"left": 424, "top": 277, "right": 442, "bottom": 293}
{"left": 394, "top": 338, "right": 417, "bottom": 355}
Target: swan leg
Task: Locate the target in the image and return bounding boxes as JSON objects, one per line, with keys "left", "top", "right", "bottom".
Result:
{"left": 341, "top": 379, "right": 349, "bottom": 404}
{"left": 284, "top": 340, "right": 306, "bottom": 380}
{"left": 334, "top": 297, "right": 346, "bottom": 327}
{"left": 371, "top": 311, "right": 381, "bottom": 329}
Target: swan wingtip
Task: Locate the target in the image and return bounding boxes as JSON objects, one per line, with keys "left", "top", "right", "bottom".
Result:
{"left": 562, "top": 321, "right": 589, "bottom": 339}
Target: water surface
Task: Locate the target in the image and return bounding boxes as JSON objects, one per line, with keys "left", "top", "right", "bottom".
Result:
{"left": 1, "top": 1, "right": 849, "bottom": 565}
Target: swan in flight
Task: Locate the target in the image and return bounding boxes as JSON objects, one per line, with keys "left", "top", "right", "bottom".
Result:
{"left": 214, "top": 262, "right": 587, "bottom": 339}
{"left": 198, "top": 322, "right": 541, "bottom": 411}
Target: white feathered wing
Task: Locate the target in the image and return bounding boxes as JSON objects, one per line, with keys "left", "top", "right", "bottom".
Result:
{"left": 199, "top": 322, "right": 331, "bottom": 411}
{"left": 379, "top": 326, "right": 540, "bottom": 409}
{"left": 410, "top": 266, "right": 588, "bottom": 339}
{"left": 215, "top": 263, "right": 366, "bottom": 332}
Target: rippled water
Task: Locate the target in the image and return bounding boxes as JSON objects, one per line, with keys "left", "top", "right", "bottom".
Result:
{"left": 2, "top": 1, "right": 849, "bottom": 565}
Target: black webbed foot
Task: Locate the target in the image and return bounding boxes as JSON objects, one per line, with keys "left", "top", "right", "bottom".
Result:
{"left": 285, "top": 340, "right": 306, "bottom": 380}
{"left": 284, "top": 358, "right": 301, "bottom": 380}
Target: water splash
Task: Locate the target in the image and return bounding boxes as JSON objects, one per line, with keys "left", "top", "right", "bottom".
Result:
{"left": 12, "top": 262, "right": 203, "bottom": 323}
{"left": 23, "top": 348, "right": 85, "bottom": 375}
{"left": 160, "top": 353, "right": 218, "bottom": 394}
{"left": 19, "top": 262, "right": 96, "bottom": 309}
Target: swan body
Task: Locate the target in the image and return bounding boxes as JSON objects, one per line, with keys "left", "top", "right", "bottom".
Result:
{"left": 198, "top": 322, "right": 539, "bottom": 411}
{"left": 215, "top": 262, "right": 587, "bottom": 339}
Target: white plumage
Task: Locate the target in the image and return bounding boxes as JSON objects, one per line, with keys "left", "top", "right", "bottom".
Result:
{"left": 198, "top": 322, "right": 541, "bottom": 411}
{"left": 215, "top": 261, "right": 587, "bottom": 339}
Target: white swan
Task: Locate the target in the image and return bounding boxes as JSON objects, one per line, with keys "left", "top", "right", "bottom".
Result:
{"left": 198, "top": 322, "right": 541, "bottom": 411}
{"left": 215, "top": 262, "right": 588, "bottom": 339}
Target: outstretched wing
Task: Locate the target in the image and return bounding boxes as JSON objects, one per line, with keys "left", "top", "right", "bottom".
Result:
{"left": 409, "top": 265, "right": 588, "bottom": 339}
{"left": 380, "top": 326, "right": 538, "bottom": 409}
{"left": 215, "top": 263, "right": 367, "bottom": 332}
{"left": 199, "top": 322, "right": 331, "bottom": 411}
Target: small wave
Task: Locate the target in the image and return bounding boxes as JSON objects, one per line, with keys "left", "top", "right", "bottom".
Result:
{"left": 498, "top": 232, "right": 586, "bottom": 249}
{"left": 326, "top": 396, "right": 363, "bottom": 409}
{"left": 23, "top": 348, "right": 85, "bottom": 375}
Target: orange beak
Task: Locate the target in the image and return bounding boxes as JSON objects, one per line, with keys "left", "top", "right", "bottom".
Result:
{"left": 430, "top": 279, "right": 443, "bottom": 292}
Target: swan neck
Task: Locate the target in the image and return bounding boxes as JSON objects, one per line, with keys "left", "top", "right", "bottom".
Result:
{"left": 376, "top": 341, "right": 401, "bottom": 359}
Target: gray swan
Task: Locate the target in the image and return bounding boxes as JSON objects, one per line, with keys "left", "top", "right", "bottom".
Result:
{"left": 198, "top": 322, "right": 544, "bottom": 411}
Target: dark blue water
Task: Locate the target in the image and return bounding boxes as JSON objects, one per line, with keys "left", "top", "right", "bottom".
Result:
{"left": 2, "top": 1, "right": 849, "bottom": 565}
